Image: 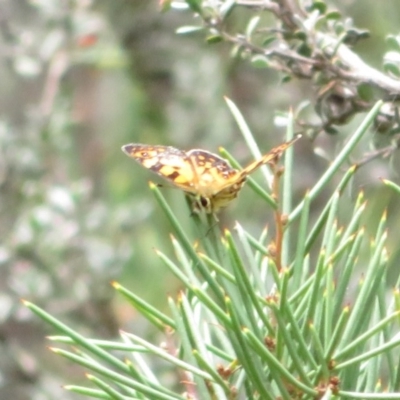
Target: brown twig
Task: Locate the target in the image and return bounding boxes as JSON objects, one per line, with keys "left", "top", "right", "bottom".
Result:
{"left": 204, "top": 0, "right": 400, "bottom": 135}
{"left": 270, "top": 163, "right": 285, "bottom": 272}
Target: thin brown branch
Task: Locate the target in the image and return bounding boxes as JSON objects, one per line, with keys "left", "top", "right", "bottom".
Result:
{"left": 234, "top": 0, "right": 400, "bottom": 95}
{"left": 271, "top": 164, "right": 284, "bottom": 272}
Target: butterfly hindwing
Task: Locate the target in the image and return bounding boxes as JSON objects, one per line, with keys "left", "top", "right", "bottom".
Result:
{"left": 187, "top": 149, "right": 239, "bottom": 187}
{"left": 242, "top": 134, "right": 301, "bottom": 176}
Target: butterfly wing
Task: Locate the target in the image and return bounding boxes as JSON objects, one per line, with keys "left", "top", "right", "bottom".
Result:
{"left": 122, "top": 144, "right": 197, "bottom": 193}
{"left": 187, "top": 149, "right": 244, "bottom": 212}
{"left": 240, "top": 134, "right": 302, "bottom": 176}
{"left": 186, "top": 149, "right": 239, "bottom": 192}
{"left": 206, "top": 134, "right": 301, "bottom": 211}
{"left": 122, "top": 135, "right": 301, "bottom": 213}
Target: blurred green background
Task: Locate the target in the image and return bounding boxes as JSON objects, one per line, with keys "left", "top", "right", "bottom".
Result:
{"left": 2, "top": 0, "right": 400, "bottom": 398}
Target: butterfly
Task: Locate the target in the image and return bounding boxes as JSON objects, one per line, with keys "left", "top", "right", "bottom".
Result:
{"left": 122, "top": 135, "right": 301, "bottom": 214}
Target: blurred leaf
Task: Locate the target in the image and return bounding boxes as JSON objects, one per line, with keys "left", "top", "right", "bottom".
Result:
{"left": 219, "top": 0, "right": 236, "bottom": 19}
{"left": 326, "top": 10, "right": 342, "bottom": 20}
{"left": 308, "top": 1, "right": 328, "bottom": 15}
{"left": 262, "top": 36, "right": 276, "bottom": 46}
{"left": 343, "top": 28, "right": 370, "bottom": 45}
{"left": 386, "top": 34, "right": 400, "bottom": 51}
{"left": 246, "top": 16, "right": 260, "bottom": 39}
{"left": 250, "top": 55, "right": 270, "bottom": 68}
{"left": 357, "top": 83, "right": 375, "bottom": 102}
{"left": 206, "top": 34, "right": 223, "bottom": 44}
{"left": 383, "top": 60, "right": 400, "bottom": 78}
{"left": 185, "top": 0, "right": 202, "bottom": 14}
{"left": 176, "top": 26, "right": 204, "bottom": 34}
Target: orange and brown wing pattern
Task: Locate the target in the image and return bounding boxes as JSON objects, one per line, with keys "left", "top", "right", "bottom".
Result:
{"left": 186, "top": 149, "right": 239, "bottom": 191}
{"left": 122, "top": 135, "right": 301, "bottom": 213}
{"left": 241, "top": 134, "right": 302, "bottom": 176}
{"left": 208, "top": 135, "right": 301, "bottom": 211}
{"left": 186, "top": 149, "right": 245, "bottom": 212}
{"left": 121, "top": 144, "right": 197, "bottom": 193}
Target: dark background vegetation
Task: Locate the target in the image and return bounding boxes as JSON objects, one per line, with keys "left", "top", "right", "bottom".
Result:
{"left": 2, "top": 0, "right": 400, "bottom": 398}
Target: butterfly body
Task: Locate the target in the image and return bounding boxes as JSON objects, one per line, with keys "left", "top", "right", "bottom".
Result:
{"left": 122, "top": 135, "right": 300, "bottom": 213}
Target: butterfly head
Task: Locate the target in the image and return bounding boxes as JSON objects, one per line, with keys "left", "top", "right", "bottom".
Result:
{"left": 188, "top": 183, "right": 245, "bottom": 214}
{"left": 187, "top": 194, "right": 213, "bottom": 214}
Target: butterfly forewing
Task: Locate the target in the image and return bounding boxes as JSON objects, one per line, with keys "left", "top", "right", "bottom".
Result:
{"left": 122, "top": 144, "right": 197, "bottom": 192}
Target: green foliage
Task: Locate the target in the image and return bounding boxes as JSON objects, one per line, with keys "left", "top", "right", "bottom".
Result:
{"left": 174, "top": 0, "right": 400, "bottom": 137}
{"left": 4, "top": 0, "right": 400, "bottom": 398}
{"left": 27, "top": 102, "right": 400, "bottom": 399}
